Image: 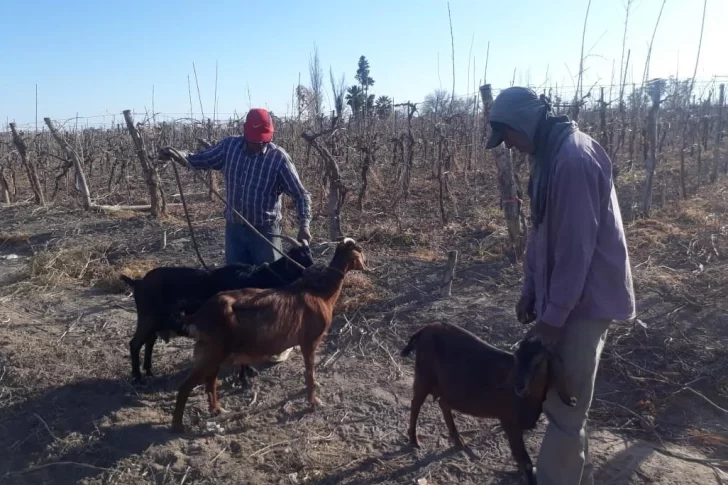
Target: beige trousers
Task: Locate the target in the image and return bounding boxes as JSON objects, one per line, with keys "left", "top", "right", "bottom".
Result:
{"left": 536, "top": 317, "right": 611, "bottom": 485}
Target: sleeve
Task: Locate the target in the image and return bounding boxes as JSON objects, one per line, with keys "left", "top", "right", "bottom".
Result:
{"left": 186, "top": 138, "right": 229, "bottom": 171}
{"left": 540, "top": 155, "right": 601, "bottom": 328}
{"left": 277, "top": 149, "right": 312, "bottom": 228}
{"left": 521, "top": 228, "right": 536, "bottom": 298}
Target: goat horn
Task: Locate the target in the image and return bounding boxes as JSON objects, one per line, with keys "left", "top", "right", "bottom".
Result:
{"left": 549, "top": 355, "right": 577, "bottom": 407}
{"left": 272, "top": 234, "right": 302, "bottom": 247}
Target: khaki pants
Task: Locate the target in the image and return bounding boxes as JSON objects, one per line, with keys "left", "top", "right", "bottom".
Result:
{"left": 536, "top": 317, "right": 611, "bottom": 485}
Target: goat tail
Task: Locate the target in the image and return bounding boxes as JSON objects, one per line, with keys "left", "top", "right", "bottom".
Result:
{"left": 119, "top": 274, "right": 138, "bottom": 288}
{"left": 400, "top": 328, "right": 424, "bottom": 357}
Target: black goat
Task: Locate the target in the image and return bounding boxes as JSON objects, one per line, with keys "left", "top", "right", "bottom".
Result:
{"left": 400, "top": 321, "right": 575, "bottom": 485}
{"left": 121, "top": 236, "right": 314, "bottom": 382}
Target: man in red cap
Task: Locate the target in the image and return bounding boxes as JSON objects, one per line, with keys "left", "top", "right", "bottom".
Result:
{"left": 159, "top": 108, "right": 312, "bottom": 363}
{"left": 161, "top": 108, "right": 311, "bottom": 260}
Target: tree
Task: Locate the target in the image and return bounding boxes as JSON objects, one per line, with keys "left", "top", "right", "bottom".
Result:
{"left": 375, "top": 95, "right": 392, "bottom": 119}
{"left": 355, "top": 55, "right": 375, "bottom": 93}
{"left": 421, "top": 89, "right": 474, "bottom": 117}
{"left": 329, "top": 68, "right": 347, "bottom": 123}
{"left": 296, "top": 84, "right": 313, "bottom": 119}
{"left": 346, "top": 85, "right": 366, "bottom": 119}
{"left": 308, "top": 45, "right": 324, "bottom": 123}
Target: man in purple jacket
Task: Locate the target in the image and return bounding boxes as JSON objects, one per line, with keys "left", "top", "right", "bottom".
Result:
{"left": 486, "top": 87, "right": 635, "bottom": 485}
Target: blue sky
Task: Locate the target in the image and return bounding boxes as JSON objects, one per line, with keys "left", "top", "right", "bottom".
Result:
{"left": 2, "top": 0, "right": 727, "bottom": 128}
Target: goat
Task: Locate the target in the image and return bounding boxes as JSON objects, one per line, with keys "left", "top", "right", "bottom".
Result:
{"left": 170, "top": 237, "right": 366, "bottom": 433}
{"left": 121, "top": 235, "right": 314, "bottom": 382}
{"left": 400, "top": 321, "right": 575, "bottom": 485}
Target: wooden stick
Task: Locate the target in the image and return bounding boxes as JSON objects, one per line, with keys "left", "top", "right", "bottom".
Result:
{"left": 440, "top": 250, "right": 458, "bottom": 298}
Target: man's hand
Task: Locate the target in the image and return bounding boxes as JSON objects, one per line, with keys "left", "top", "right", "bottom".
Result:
{"left": 297, "top": 226, "right": 312, "bottom": 244}
{"left": 516, "top": 294, "right": 537, "bottom": 325}
{"left": 524, "top": 320, "right": 564, "bottom": 351}
{"left": 158, "top": 146, "right": 175, "bottom": 161}
{"left": 158, "top": 146, "right": 191, "bottom": 165}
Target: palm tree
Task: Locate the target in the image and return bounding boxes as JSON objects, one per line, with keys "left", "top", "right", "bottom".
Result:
{"left": 346, "top": 85, "right": 365, "bottom": 119}
{"left": 375, "top": 96, "right": 392, "bottom": 119}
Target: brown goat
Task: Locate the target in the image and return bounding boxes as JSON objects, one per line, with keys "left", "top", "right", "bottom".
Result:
{"left": 400, "top": 322, "right": 575, "bottom": 485}
{"left": 170, "top": 238, "right": 366, "bottom": 433}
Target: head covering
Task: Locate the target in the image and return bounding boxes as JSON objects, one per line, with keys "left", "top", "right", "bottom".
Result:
{"left": 486, "top": 87, "right": 579, "bottom": 229}
{"left": 485, "top": 87, "right": 548, "bottom": 151}
{"left": 244, "top": 108, "right": 274, "bottom": 143}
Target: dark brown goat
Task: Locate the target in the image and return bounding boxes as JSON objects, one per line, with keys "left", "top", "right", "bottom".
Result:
{"left": 400, "top": 321, "right": 575, "bottom": 485}
{"left": 170, "top": 238, "right": 366, "bottom": 433}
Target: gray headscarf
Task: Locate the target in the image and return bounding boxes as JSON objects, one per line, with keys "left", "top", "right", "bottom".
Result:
{"left": 486, "top": 87, "right": 578, "bottom": 228}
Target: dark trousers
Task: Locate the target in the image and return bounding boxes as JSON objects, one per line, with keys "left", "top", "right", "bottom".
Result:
{"left": 224, "top": 221, "right": 281, "bottom": 266}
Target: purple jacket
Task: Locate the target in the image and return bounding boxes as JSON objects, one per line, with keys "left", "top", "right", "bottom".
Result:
{"left": 522, "top": 131, "right": 636, "bottom": 327}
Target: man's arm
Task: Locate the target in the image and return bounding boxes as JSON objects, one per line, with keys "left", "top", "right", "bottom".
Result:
{"left": 277, "top": 150, "right": 312, "bottom": 229}
{"left": 540, "top": 155, "right": 601, "bottom": 328}
{"left": 185, "top": 138, "right": 229, "bottom": 171}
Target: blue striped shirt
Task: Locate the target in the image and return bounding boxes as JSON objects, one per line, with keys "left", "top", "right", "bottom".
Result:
{"left": 187, "top": 137, "right": 311, "bottom": 228}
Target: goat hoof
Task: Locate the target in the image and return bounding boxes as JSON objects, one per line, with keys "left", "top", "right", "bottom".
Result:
{"left": 408, "top": 439, "right": 421, "bottom": 449}
{"left": 310, "top": 397, "right": 324, "bottom": 409}
{"left": 453, "top": 437, "right": 466, "bottom": 449}
{"left": 170, "top": 423, "right": 185, "bottom": 434}
{"left": 246, "top": 367, "right": 260, "bottom": 377}
{"left": 211, "top": 406, "right": 228, "bottom": 415}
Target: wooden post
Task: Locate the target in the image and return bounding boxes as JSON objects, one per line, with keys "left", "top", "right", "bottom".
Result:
{"left": 123, "top": 110, "right": 166, "bottom": 218}
{"left": 0, "top": 167, "right": 10, "bottom": 204}
{"left": 440, "top": 250, "right": 458, "bottom": 298}
{"left": 715, "top": 84, "right": 725, "bottom": 178}
{"left": 479, "top": 84, "right": 526, "bottom": 256}
{"left": 44, "top": 118, "right": 92, "bottom": 210}
{"left": 642, "top": 80, "right": 662, "bottom": 216}
{"left": 9, "top": 123, "right": 45, "bottom": 206}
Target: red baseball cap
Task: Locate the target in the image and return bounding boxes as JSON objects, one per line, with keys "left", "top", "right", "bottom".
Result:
{"left": 244, "top": 108, "right": 274, "bottom": 143}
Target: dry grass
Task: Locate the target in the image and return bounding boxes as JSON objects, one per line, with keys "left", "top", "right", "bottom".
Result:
{"left": 362, "top": 224, "right": 425, "bottom": 248}
{"left": 25, "top": 242, "right": 159, "bottom": 294}
{"left": 93, "top": 259, "right": 159, "bottom": 293}
{"left": 335, "top": 272, "right": 389, "bottom": 314}
{"left": 28, "top": 243, "right": 117, "bottom": 287}
{"left": 0, "top": 231, "right": 31, "bottom": 247}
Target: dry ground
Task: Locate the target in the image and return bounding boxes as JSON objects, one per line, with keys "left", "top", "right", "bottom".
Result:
{"left": 1, "top": 184, "right": 727, "bottom": 484}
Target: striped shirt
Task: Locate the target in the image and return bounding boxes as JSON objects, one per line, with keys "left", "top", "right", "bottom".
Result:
{"left": 187, "top": 137, "right": 311, "bottom": 228}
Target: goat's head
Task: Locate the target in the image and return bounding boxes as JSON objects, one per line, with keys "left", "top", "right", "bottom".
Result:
{"left": 275, "top": 235, "right": 315, "bottom": 269}
{"left": 285, "top": 244, "right": 315, "bottom": 269}
{"left": 332, "top": 237, "right": 367, "bottom": 273}
{"left": 512, "top": 337, "right": 577, "bottom": 407}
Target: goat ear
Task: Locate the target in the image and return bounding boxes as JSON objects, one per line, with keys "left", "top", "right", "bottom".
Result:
{"left": 549, "top": 355, "right": 577, "bottom": 407}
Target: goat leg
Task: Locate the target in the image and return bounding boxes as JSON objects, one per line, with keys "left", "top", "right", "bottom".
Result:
{"left": 301, "top": 344, "right": 322, "bottom": 408}
{"left": 205, "top": 366, "right": 226, "bottom": 414}
{"left": 238, "top": 364, "right": 258, "bottom": 389}
{"left": 407, "top": 376, "right": 429, "bottom": 448}
{"left": 143, "top": 334, "right": 158, "bottom": 377}
{"left": 172, "top": 355, "right": 223, "bottom": 433}
{"left": 438, "top": 400, "right": 465, "bottom": 448}
{"left": 503, "top": 426, "right": 536, "bottom": 485}
{"left": 129, "top": 324, "right": 150, "bottom": 381}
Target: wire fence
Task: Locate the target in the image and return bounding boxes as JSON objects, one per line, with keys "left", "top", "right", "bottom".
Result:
{"left": 4, "top": 77, "right": 726, "bottom": 132}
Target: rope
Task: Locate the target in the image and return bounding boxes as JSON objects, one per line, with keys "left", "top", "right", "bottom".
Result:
{"left": 163, "top": 147, "right": 306, "bottom": 271}
{"left": 170, "top": 160, "right": 209, "bottom": 270}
